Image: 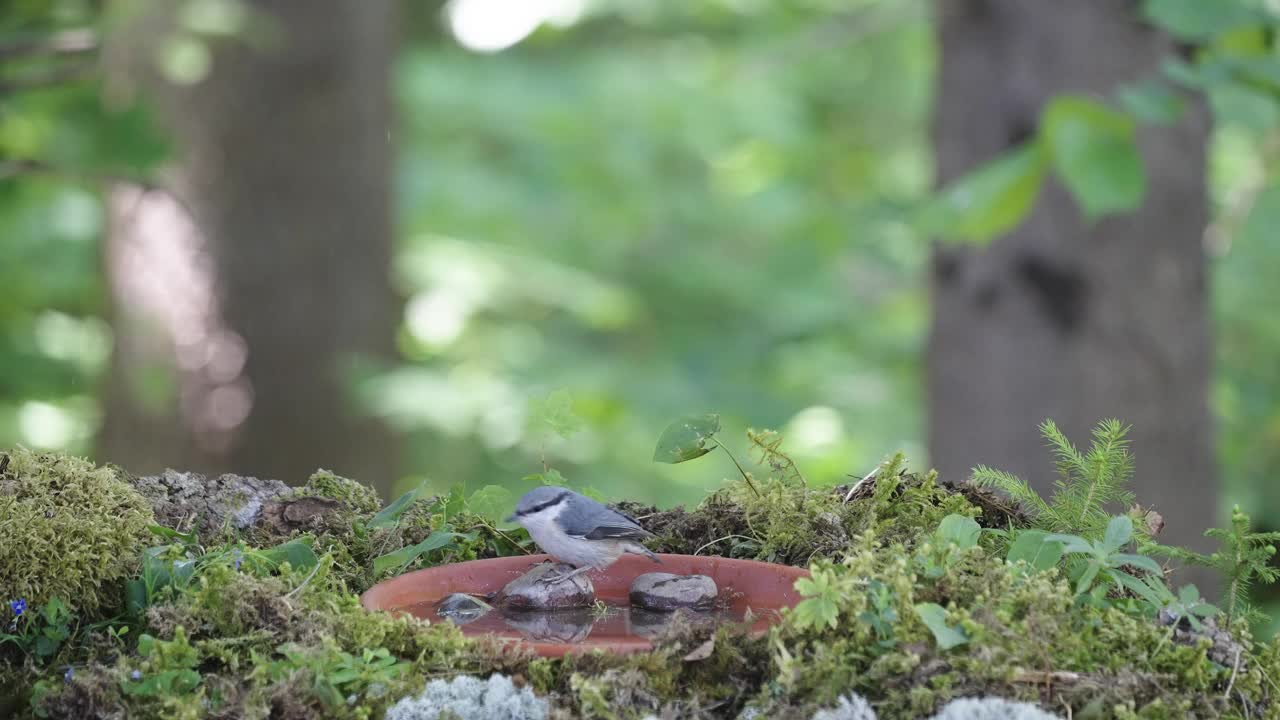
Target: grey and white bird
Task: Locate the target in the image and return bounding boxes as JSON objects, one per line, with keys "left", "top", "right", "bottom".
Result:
{"left": 505, "top": 487, "right": 660, "bottom": 583}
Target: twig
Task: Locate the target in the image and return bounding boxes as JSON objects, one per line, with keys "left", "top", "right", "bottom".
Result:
{"left": 284, "top": 561, "right": 324, "bottom": 599}
{"left": 694, "top": 534, "right": 756, "bottom": 556}
{"left": 473, "top": 516, "right": 531, "bottom": 555}
{"left": 844, "top": 465, "right": 880, "bottom": 503}
{"left": 1225, "top": 646, "right": 1244, "bottom": 700}
{"left": 1012, "top": 670, "right": 1082, "bottom": 684}
{"left": 710, "top": 436, "right": 760, "bottom": 498}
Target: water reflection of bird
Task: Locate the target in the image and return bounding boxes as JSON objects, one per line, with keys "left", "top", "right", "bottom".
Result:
{"left": 506, "top": 487, "right": 660, "bottom": 584}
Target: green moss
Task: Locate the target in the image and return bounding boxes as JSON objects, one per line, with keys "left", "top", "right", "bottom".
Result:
{"left": 0, "top": 449, "right": 154, "bottom": 614}
{"left": 303, "top": 470, "right": 382, "bottom": 515}
{"left": 9, "top": 447, "right": 1280, "bottom": 720}
{"left": 622, "top": 457, "right": 990, "bottom": 566}
{"left": 31, "top": 559, "right": 499, "bottom": 719}
{"left": 766, "top": 530, "right": 1277, "bottom": 718}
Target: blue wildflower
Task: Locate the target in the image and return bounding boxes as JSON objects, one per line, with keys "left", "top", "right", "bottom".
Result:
{"left": 63, "top": 667, "right": 74, "bottom": 683}
{"left": 130, "top": 670, "right": 143, "bottom": 681}
{"left": 9, "top": 598, "right": 26, "bottom": 617}
{"left": 232, "top": 549, "right": 243, "bottom": 571}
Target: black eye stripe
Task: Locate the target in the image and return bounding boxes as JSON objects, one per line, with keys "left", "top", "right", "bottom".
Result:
{"left": 517, "top": 491, "right": 569, "bottom": 517}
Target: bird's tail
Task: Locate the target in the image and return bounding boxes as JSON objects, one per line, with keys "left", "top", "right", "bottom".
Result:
{"left": 627, "top": 544, "right": 662, "bottom": 564}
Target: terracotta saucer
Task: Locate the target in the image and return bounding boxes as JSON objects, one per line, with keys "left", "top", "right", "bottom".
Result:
{"left": 361, "top": 553, "right": 809, "bottom": 658}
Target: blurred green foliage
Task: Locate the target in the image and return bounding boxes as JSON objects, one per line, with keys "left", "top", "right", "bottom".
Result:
{"left": 1, "top": 1, "right": 1279, "bottom": 535}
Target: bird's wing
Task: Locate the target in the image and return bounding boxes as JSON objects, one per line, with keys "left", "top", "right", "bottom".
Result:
{"left": 562, "top": 498, "right": 653, "bottom": 540}
{"left": 582, "top": 520, "right": 653, "bottom": 541}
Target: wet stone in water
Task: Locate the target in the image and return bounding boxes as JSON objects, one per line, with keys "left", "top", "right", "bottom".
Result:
{"left": 630, "top": 572, "right": 718, "bottom": 611}
{"left": 629, "top": 606, "right": 720, "bottom": 640}
{"left": 497, "top": 562, "right": 595, "bottom": 611}
{"left": 502, "top": 607, "right": 595, "bottom": 642}
{"left": 435, "top": 593, "right": 492, "bottom": 625}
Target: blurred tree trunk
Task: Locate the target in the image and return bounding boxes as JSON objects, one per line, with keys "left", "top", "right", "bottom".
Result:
{"left": 928, "top": 1, "right": 1216, "bottom": 557}
{"left": 99, "top": 1, "right": 400, "bottom": 492}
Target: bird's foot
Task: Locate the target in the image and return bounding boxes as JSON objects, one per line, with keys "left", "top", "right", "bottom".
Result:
{"left": 538, "top": 566, "right": 590, "bottom": 585}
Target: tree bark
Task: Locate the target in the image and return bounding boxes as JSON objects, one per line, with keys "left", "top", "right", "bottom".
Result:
{"left": 928, "top": 1, "right": 1216, "bottom": 557}
{"left": 99, "top": 1, "right": 400, "bottom": 492}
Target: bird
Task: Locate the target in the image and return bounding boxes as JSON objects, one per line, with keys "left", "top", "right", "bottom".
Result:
{"left": 505, "top": 486, "right": 660, "bottom": 584}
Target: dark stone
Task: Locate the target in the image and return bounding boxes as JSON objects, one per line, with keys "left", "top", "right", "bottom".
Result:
{"left": 1159, "top": 611, "right": 1246, "bottom": 668}
{"left": 435, "top": 593, "right": 493, "bottom": 625}
{"left": 630, "top": 573, "right": 718, "bottom": 611}
{"left": 496, "top": 563, "right": 595, "bottom": 611}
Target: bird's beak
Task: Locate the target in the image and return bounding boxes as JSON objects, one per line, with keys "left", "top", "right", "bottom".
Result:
{"left": 504, "top": 513, "right": 518, "bottom": 523}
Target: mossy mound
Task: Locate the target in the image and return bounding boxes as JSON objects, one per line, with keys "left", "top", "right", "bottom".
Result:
{"left": 29, "top": 562, "right": 509, "bottom": 719}
{"left": 0, "top": 449, "right": 154, "bottom": 614}
{"left": 758, "top": 531, "right": 1278, "bottom": 718}
{"left": 617, "top": 464, "right": 1012, "bottom": 566}
{"left": 5, "top": 448, "right": 1280, "bottom": 719}
{"left": 301, "top": 469, "right": 383, "bottom": 515}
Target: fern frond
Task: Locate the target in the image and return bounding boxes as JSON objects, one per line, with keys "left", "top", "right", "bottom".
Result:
{"left": 970, "top": 465, "right": 1052, "bottom": 519}
{"left": 968, "top": 419, "right": 1141, "bottom": 539}
{"left": 1039, "top": 419, "right": 1135, "bottom": 537}
{"left": 1041, "top": 419, "right": 1087, "bottom": 492}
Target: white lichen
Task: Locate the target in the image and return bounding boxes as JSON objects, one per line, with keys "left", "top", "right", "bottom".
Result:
{"left": 929, "top": 697, "right": 1061, "bottom": 720}
{"left": 804, "top": 694, "right": 1059, "bottom": 720}
{"left": 385, "top": 674, "right": 548, "bottom": 720}
{"left": 811, "top": 693, "right": 877, "bottom": 720}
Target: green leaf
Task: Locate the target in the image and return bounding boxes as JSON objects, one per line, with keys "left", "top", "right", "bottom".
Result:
{"left": 1042, "top": 96, "right": 1145, "bottom": 219}
{"left": 1112, "top": 553, "right": 1163, "bottom": 576}
{"left": 935, "top": 514, "right": 981, "bottom": 550}
{"left": 1103, "top": 515, "right": 1134, "bottom": 551}
{"left": 1178, "top": 584, "right": 1204, "bottom": 605}
{"left": 921, "top": 142, "right": 1047, "bottom": 243}
{"left": 1209, "top": 83, "right": 1280, "bottom": 131}
{"left": 147, "top": 525, "right": 198, "bottom": 545}
{"left": 523, "top": 468, "right": 569, "bottom": 486}
{"left": 258, "top": 539, "right": 319, "bottom": 572}
{"left": 369, "top": 480, "right": 431, "bottom": 529}
{"left": 170, "top": 559, "right": 197, "bottom": 589}
{"left": 1162, "top": 57, "right": 1234, "bottom": 90}
{"left": 528, "top": 389, "right": 584, "bottom": 439}
{"left": 125, "top": 579, "right": 148, "bottom": 615}
{"left": 34, "top": 636, "right": 60, "bottom": 657}
{"left": 1006, "top": 530, "right": 1064, "bottom": 574}
{"left": 467, "top": 484, "right": 514, "bottom": 525}
{"left": 1117, "top": 81, "right": 1185, "bottom": 125}
{"left": 372, "top": 531, "right": 467, "bottom": 575}
{"left": 913, "top": 603, "right": 969, "bottom": 650}
{"left": 1142, "top": 0, "right": 1269, "bottom": 41}
{"left": 652, "top": 413, "right": 722, "bottom": 463}
{"left": 1075, "top": 562, "right": 1102, "bottom": 595}
{"left": 1045, "top": 533, "right": 1094, "bottom": 556}
{"left": 1112, "top": 570, "right": 1170, "bottom": 607}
